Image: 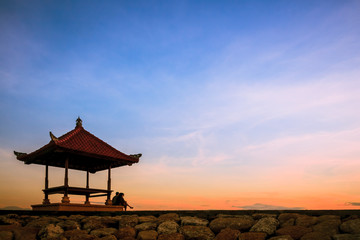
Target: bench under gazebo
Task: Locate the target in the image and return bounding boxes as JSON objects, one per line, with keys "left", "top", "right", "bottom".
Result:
{"left": 14, "top": 117, "right": 141, "bottom": 211}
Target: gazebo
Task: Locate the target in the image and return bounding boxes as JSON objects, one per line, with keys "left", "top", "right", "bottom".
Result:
{"left": 14, "top": 117, "right": 141, "bottom": 211}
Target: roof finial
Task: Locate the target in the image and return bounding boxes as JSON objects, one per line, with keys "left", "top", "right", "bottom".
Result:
{"left": 76, "top": 117, "right": 83, "bottom": 128}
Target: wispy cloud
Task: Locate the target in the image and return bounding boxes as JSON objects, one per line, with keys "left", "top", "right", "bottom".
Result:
{"left": 233, "top": 203, "right": 305, "bottom": 210}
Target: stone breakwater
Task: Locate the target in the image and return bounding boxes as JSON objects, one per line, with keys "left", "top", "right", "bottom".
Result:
{"left": 0, "top": 210, "right": 360, "bottom": 240}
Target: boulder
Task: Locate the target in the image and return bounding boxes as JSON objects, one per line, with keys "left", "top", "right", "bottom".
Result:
{"left": 119, "top": 215, "right": 139, "bottom": 228}
{"left": 0, "top": 215, "right": 22, "bottom": 226}
{"left": 0, "top": 231, "right": 13, "bottom": 240}
{"left": 115, "top": 226, "right": 136, "bottom": 239}
{"left": 12, "top": 226, "right": 39, "bottom": 240}
{"left": 295, "top": 215, "right": 318, "bottom": 228}
{"left": 82, "top": 216, "right": 107, "bottom": 232}
{"left": 137, "top": 230, "right": 158, "bottom": 240}
{"left": 276, "top": 226, "right": 312, "bottom": 240}
{"left": 278, "top": 214, "right": 300, "bottom": 227}
{"left": 101, "top": 235, "right": 117, "bottom": 240}
{"left": 209, "top": 216, "right": 254, "bottom": 233}
{"left": 250, "top": 217, "right": 279, "bottom": 235}
{"left": 239, "top": 232, "right": 267, "bottom": 240}
{"left": 25, "top": 216, "right": 60, "bottom": 229}
{"left": 252, "top": 213, "right": 277, "bottom": 220}
{"left": 158, "top": 213, "right": 180, "bottom": 223}
{"left": 38, "top": 223, "right": 64, "bottom": 240}
{"left": 158, "top": 233, "right": 185, "bottom": 240}
{"left": 139, "top": 216, "right": 158, "bottom": 223}
{"left": 180, "top": 225, "right": 215, "bottom": 240}
{"left": 90, "top": 227, "right": 117, "bottom": 237}
{"left": 158, "top": 221, "right": 179, "bottom": 235}
{"left": 300, "top": 231, "right": 332, "bottom": 240}
{"left": 135, "top": 222, "right": 158, "bottom": 231}
{"left": 312, "top": 219, "right": 341, "bottom": 235}
{"left": 268, "top": 235, "right": 294, "bottom": 240}
{"left": 340, "top": 219, "right": 360, "bottom": 234}
{"left": 332, "top": 234, "right": 360, "bottom": 240}
{"left": 56, "top": 220, "right": 80, "bottom": 231}
{"left": 63, "top": 229, "right": 98, "bottom": 240}
{"left": 317, "top": 215, "right": 340, "bottom": 222}
{"left": 181, "top": 216, "right": 209, "bottom": 226}
{"left": 214, "top": 227, "right": 240, "bottom": 240}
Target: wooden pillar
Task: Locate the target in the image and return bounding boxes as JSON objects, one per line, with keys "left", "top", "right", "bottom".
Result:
{"left": 62, "top": 157, "right": 70, "bottom": 203}
{"left": 85, "top": 170, "right": 90, "bottom": 204}
{"left": 105, "top": 165, "right": 112, "bottom": 205}
{"left": 42, "top": 165, "right": 50, "bottom": 204}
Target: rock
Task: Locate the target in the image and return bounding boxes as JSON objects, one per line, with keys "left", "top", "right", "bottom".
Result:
{"left": 239, "top": 232, "right": 267, "bottom": 240}
{"left": 135, "top": 222, "right": 158, "bottom": 231}
{"left": 340, "top": 219, "right": 360, "bottom": 234}
{"left": 119, "top": 215, "right": 139, "bottom": 228}
{"left": 180, "top": 225, "right": 215, "bottom": 240}
{"left": 318, "top": 215, "right": 340, "bottom": 222}
{"left": 333, "top": 234, "right": 360, "bottom": 240}
{"left": 57, "top": 220, "right": 80, "bottom": 231}
{"left": 12, "top": 227, "right": 39, "bottom": 240}
{"left": 312, "top": 219, "right": 341, "bottom": 235}
{"left": 25, "top": 216, "right": 60, "bottom": 229}
{"left": 90, "top": 227, "right": 117, "bottom": 237}
{"left": 209, "top": 216, "right": 255, "bottom": 233}
{"left": 139, "top": 216, "right": 158, "bottom": 223}
{"left": 295, "top": 215, "right": 318, "bottom": 228}
{"left": 82, "top": 216, "right": 107, "bottom": 232}
{"left": 0, "top": 231, "right": 13, "bottom": 240}
{"left": 300, "top": 231, "right": 332, "bottom": 240}
{"left": 276, "top": 226, "right": 312, "bottom": 240}
{"left": 38, "top": 223, "right": 64, "bottom": 240}
{"left": 158, "top": 221, "right": 179, "bottom": 235}
{"left": 181, "top": 216, "right": 209, "bottom": 226}
{"left": 67, "top": 215, "right": 86, "bottom": 222}
{"left": 102, "top": 235, "right": 117, "bottom": 240}
{"left": 252, "top": 213, "right": 277, "bottom": 220}
{"left": 64, "top": 229, "right": 98, "bottom": 240}
{"left": 278, "top": 214, "right": 299, "bottom": 227}
{"left": 158, "top": 213, "right": 180, "bottom": 223}
{"left": 268, "top": 235, "right": 294, "bottom": 240}
{"left": 250, "top": 217, "right": 279, "bottom": 235}
{"left": 158, "top": 233, "right": 185, "bottom": 240}
{"left": 115, "top": 226, "right": 136, "bottom": 239}
{"left": 0, "top": 215, "right": 22, "bottom": 226}
{"left": 137, "top": 230, "right": 158, "bottom": 240}
{"left": 214, "top": 227, "right": 240, "bottom": 240}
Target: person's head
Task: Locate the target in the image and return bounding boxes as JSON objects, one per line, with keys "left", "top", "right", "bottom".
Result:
{"left": 116, "top": 192, "right": 119, "bottom": 195}
{"left": 119, "top": 192, "right": 124, "bottom": 197}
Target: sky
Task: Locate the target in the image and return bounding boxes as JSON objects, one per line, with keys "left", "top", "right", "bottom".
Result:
{"left": 0, "top": 0, "right": 360, "bottom": 210}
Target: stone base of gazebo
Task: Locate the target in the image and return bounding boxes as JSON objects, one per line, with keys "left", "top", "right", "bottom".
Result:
{"left": 31, "top": 203, "right": 124, "bottom": 212}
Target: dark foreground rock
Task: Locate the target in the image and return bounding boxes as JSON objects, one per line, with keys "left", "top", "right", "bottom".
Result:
{"left": 0, "top": 211, "right": 359, "bottom": 239}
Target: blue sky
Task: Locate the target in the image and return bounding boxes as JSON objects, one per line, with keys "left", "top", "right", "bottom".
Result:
{"left": 1, "top": 0, "right": 360, "bottom": 209}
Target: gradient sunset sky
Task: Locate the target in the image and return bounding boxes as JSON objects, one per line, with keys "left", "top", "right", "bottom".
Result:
{"left": 1, "top": 0, "right": 360, "bottom": 210}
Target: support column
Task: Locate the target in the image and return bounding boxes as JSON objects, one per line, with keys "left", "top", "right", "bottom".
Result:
{"left": 105, "top": 165, "right": 112, "bottom": 205}
{"left": 42, "top": 165, "right": 50, "bottom": 204}
{"left": 62, "top": 157, "right": 70, "bottom": 203}
{"left": 85, "top": 170, "right": 90, "bottom": 205}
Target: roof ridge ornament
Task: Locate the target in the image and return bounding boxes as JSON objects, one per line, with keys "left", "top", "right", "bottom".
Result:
{"left": 76, "top": 117, "right": 83, "bottom": 128}
{"left": 49, "top": 131, "right": 58, "bottom": 142}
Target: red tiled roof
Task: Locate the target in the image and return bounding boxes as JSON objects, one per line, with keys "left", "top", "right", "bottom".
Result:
{"left": 15, "top": 119, "right": 140, "bottom": 172}
{"left": 53, "top": 125, "right": 137, "bottom": 162}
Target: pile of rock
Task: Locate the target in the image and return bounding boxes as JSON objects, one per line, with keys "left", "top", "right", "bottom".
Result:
{"left": 0, "top": 212, "right": 360, "bottom": 240}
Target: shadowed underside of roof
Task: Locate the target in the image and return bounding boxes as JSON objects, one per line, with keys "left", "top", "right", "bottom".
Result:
{"left": 14, "top": 118, "right": 141, "bottom": 173}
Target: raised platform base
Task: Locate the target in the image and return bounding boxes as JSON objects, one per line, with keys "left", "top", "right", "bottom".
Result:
{"left": 32, "top": 203, "right": 124, "bottom": 212}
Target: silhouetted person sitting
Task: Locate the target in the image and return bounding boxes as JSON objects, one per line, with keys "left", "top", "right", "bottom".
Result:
{"left": 112, "top": 192, "right": 133, "bottom": 211}
{"left": 112, "top": 192, "right": 120, "bottom": 205}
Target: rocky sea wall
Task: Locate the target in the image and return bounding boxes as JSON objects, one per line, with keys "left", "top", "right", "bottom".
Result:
{"left": 0, "top": 210, "right": 360, "bottom": 240}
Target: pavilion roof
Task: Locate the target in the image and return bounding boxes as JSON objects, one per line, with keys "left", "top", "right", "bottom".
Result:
{"left": 14, "top": 118, "right": 141, "bottom": 173}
